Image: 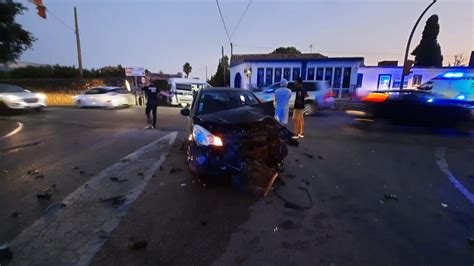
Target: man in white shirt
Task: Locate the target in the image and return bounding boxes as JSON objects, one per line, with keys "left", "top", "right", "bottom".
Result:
{"left": 274, "top": 79, "right": 291, "bottom": 124}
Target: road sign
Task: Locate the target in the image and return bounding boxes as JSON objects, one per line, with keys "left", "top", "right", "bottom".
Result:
{"left": 125, "top": 67, "right": 145, "bottom": 77}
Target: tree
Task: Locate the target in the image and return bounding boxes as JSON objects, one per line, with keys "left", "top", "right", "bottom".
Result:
{"left": 271, "top": 47, "right": 301, "bottom": 54}
{"left": 183, "top": 62, "right": 192, "bottom": 78}
{"left": 209, "top": 56, "right": 229, "bottom": 87}
{"left": 0, "top": 0, "right": 36, "bottom": 64}
{"left": 411, "top": 15, "right": 443, "bottom": 67}
{"left": 452, "top": 53, "right": 467, "bottom": 66}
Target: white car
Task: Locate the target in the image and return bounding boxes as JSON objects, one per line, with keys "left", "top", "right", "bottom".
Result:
{"left": 418, "top": 71, "right": 474, "bottom": 102}
{"left": 253, "top": 81, "right": 335, "bottom": 115}
{"left": 0, "top": 84, "right": 47, "bottom": 110}
{"left": 74, "top": 87, "right": 133, "bottom": 108}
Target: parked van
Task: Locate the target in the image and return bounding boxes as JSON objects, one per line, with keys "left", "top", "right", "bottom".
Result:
{"left": 168, "top": 78, "right": 210, "bottom": 107}
{"left": 418, "top": 71, "right": 474, "bottom": 102}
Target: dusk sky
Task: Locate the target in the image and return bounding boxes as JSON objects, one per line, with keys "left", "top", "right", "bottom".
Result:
{"left": 17, "top": 0, "right": 473, "bottom": 79}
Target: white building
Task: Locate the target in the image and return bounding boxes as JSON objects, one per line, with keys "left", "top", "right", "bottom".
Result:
{"left": 230, "top": 53, "right": 364, "bottom": 98}
{"left": 356, "top": 66, "right": 473, "bottom": 97}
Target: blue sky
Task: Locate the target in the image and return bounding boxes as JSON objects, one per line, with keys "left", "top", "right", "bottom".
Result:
{"left": 17, "top": 0, "right": 473, "bottom": 79}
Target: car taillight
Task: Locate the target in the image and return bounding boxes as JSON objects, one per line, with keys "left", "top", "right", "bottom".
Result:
{"left": 361, "top": 93, "right": 388, "bottom": 102}
{"left": 323, "top": 91, "right": 335, "bottom": 100}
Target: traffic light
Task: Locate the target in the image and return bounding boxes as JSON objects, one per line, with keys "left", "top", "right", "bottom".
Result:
{"left": 32, "top": 0, "right": 47, "bottom": 19}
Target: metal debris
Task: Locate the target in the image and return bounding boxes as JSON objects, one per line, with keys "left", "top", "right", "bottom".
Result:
{"left": 128, "top": 240, "right": 148, "bottom": 250}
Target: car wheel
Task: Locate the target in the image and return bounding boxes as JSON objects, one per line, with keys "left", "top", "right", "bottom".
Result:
{"left": 76, "top": 100, "right": 84, "bottom": 108}
{"left": 34, "top": 107, "right": 44, "bottom": 112}
{"left": 304, "top": 102, "right": 317, "bottom": 116}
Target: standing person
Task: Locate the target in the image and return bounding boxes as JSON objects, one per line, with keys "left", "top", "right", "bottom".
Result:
{"left": 274, "top": 79, "right": 291, "bottom": 124}
{"left": 292, "top": 77, "right": 308, "bottom": 138}
{"left": 142, "top": 81, "right": 159, "bottom": 129}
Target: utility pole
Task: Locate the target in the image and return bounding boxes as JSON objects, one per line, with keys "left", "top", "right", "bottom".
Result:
{"left": 399, "top": 0, "right": 437, "bottom": 89}
{"left": 205, "top": 66, "right": 208, "bottom": 81}
{"left": 222, "top": 46, "right": 226, "bottom": 86}
{"left": 74, "top": 7, "right": 83, "bottom": 78}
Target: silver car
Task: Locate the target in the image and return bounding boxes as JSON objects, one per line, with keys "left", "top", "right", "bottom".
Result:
{"left": 253, "top": 81, "right": 335, "bottom": 115}
{"left": 0, "top": 84, "right": 47, "bottom": 111}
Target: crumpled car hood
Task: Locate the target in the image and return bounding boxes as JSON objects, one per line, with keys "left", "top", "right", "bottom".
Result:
{"left": 196, "top": 105, "right": 271, "bottom": 124}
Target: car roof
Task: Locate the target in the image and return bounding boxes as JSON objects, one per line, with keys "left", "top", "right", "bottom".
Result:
{"left": 91, "top": 86, "right": 124, "bottom": 90}
{"left": 201, "top": 87, "right": 247, "bottom": 92}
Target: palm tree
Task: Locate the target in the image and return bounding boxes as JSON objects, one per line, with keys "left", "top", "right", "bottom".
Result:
{"left": 183, "top": 62, "right": 192, "bottom": 78}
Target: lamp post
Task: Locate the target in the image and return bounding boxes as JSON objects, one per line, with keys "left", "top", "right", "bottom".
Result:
{"left": 399, "top": 0, "right": 437, "bottom": 89}
{"left": 244, "top": 67, "right": 252, "bottom": 90}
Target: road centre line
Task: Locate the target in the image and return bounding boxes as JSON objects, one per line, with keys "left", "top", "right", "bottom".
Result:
{"left": 8, "top": 131, "right": 178, "bottom": 265}
{"left": 1, "top": 122, "right": 23, "bottom": 140}
{"left": 435, "top": 147, "right": 474, "bottom": 204}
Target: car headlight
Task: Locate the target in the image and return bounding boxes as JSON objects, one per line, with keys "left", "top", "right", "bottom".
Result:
{"left": 5, "top": 95, "right": 21, "bottom": 101}
{"left": 36, "top": 93, "right": 46, "bottom": 99}
{"left": 192, "top": 125, "right": 223, "bottom": 147}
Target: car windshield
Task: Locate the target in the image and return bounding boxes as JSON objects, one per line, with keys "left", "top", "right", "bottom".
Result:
{"left": 0, "top": 84, "right": 27, "bottom": 93}
{"left": 85, "top": 88, "right": 108, "bottom": 94}
{"left": 197, "top": 90, "right": 260, "bottom": 115}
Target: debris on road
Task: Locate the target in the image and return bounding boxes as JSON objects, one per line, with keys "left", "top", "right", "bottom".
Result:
{"left": 27, "top": 169, "right": 40, "bottom": 175}
{"left": 36, "top": 192, "right": 52, "bottom": 200}
{"left": 34, "top": 174, "right": 44, "bottom": 179}
{"left": 159, "top": 166, "right": 163, "bottom": 171}
{"left": 265, "top": 200, "right": 273, "bottom": 205}
{"left": 200, "top": 220, "right": 208, "bottom": 226}
{"left": 379, "top": 200, "right": 384, "bottom": 205}
{"left": 11, "top": 211, "right": 20, "bottom": 217}
{"left": 318, "top": 155, "right": 324, "bottom": 160}
{"left": 99, "top": 195, "right": 126, "bottom": 206}
{"left": 468, "top": 237, "right": 474, "bottom": 245}
{"left": 170, "top": 168, "right": 184, "bottom": 174}
{"left": 274, "top": 186, "right": 313, "bottom": 211}
{"left": 72, "top": 166, "right": 80, "bottom": 170}
{"left": 110, "top": 177, "right": 128, "bottom": 183}
{"left": 79, "top": 170, "right": 85, "bottom": 174}
{"left": 302, "top": 152, "right": 315, "bottom": 159}
{"left": 128, "top": 240, "right": 148, "bottom": 250}
{"left": 97, "top": 230, "right": 108, "bottom": 239}
{"left": 180, "top": 183, "right": 187, "bottom": 187}
{"left": 137, "top": 172, "right": 144, "bottom": 177}
{"left": 44, "top": 203, "right": 66, "bottom": 214}
{"left": 0, "top": 244, "right": 13, "bottom": 260}
{"left": 441, "top": 203, "right": 448, "bottom": 208}
{"left": 384, "top": 194, "right": 399, "bottom": 202}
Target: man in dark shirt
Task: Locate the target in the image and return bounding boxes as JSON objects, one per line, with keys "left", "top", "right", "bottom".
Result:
{"left": 292, "top": 77, "right": 308, "bottom": 138}
{"left": 142, "top": 82, "right": 159, "bottom": 129}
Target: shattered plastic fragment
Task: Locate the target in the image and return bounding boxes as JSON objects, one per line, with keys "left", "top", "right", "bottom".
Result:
{"left": 384, "top": 194, "right": 399, "bottom": 201}
{"left": 302, "top": 152, "right": 315, "bottom": 159}
{"left": 27, "top": 169, "right": 40, "bottom": 175}
{"left": 128, "top": 240, "right": 148, "bottom": 250}
{"left": 180, "top": 183, "right": 187, "bottom": 187}
{"left": 0, "top": 244, "right": 13, "bottom": 259}
{"left": 441, "top": 203, "right": 448, "bottom": 208}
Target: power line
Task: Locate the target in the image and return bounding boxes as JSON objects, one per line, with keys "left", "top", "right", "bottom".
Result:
{"left": 46, "top": 8, "right": 75, "bottom": 32}
{"left": 230, "top": 0, "right": 252, "bottom": 38}
{"left": 215, "top": 0, "right": 232, "bottom": 44}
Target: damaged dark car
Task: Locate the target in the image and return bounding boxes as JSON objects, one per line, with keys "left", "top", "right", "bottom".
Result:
{"left": 180, "top": 88, "right": 297, "bottom": 192}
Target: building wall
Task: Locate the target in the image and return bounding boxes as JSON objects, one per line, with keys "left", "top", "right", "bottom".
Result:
{"left": 231, "top": 60, "right": 362, "bottom": 98}
{"left": 356, "top": 66, "right": 469, "bottom": 96}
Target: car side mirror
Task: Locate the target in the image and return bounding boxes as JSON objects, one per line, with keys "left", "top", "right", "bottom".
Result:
{"left": 180, "top": 108, "right": 190, "bottom": 116}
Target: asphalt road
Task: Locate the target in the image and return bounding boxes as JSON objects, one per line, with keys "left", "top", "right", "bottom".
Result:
{"left": 1, "top": 106, "right": 473, "bottom": 265}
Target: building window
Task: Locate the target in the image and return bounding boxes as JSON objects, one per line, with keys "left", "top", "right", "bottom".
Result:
{"left": 283, "top": 68, "right": 291, "bottom": 80}
{"left": 316, "top": 68, "right": 324, "bottom": 80}
{"left": 307, "top": 67, "right": 315, "bottom": 80}
{"left": 324, "top": 68, "right": 333, "bottom": 85}
{"left": 343, "top": 67, "right": 351, "bottom": 88}
{"left": 333, "top": 67, "right": 342, "bottom": 88}
{"left": 292, "top": 68, "right": 300, "bottom": 81}
{"left": 392, "top": 79, "right": 408, "bottom": 88}
{"left": 265, "top": 68, "right": 273, "bottom": 85}
{"left": 412, "top": 74, "right": 422, "bottom": 86}
{"left": 257, "top": 68, "right": 264, "bottom": 87}
{"left": 356, "top": 73, "right": 363, "bottom": 88}
{"left": 377, "top": 74, "right": 392, "bottom": 90}
{"left": 274, "top": 68, "right": 282, "bottom": 83}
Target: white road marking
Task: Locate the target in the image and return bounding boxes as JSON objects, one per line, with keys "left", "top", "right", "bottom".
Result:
{"left": 1, "top": 122, "right": 23, "bottom": 140}
{"left": 8, "top": 131, "right": 178, "bottom": 265}
{"left": 435, "top": 148, "right": 474, "bottom": 204}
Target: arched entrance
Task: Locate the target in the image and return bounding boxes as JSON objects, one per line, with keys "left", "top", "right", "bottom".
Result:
{"left": 234, "top": 73, "right": 242, "bottom": 88}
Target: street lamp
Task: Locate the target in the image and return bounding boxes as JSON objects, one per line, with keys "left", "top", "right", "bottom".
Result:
{"left": 244, "top": 67, "right": 252, "bottom": 90}
{"left": 399, "top": 0, "right": 437, "bottom": 89}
